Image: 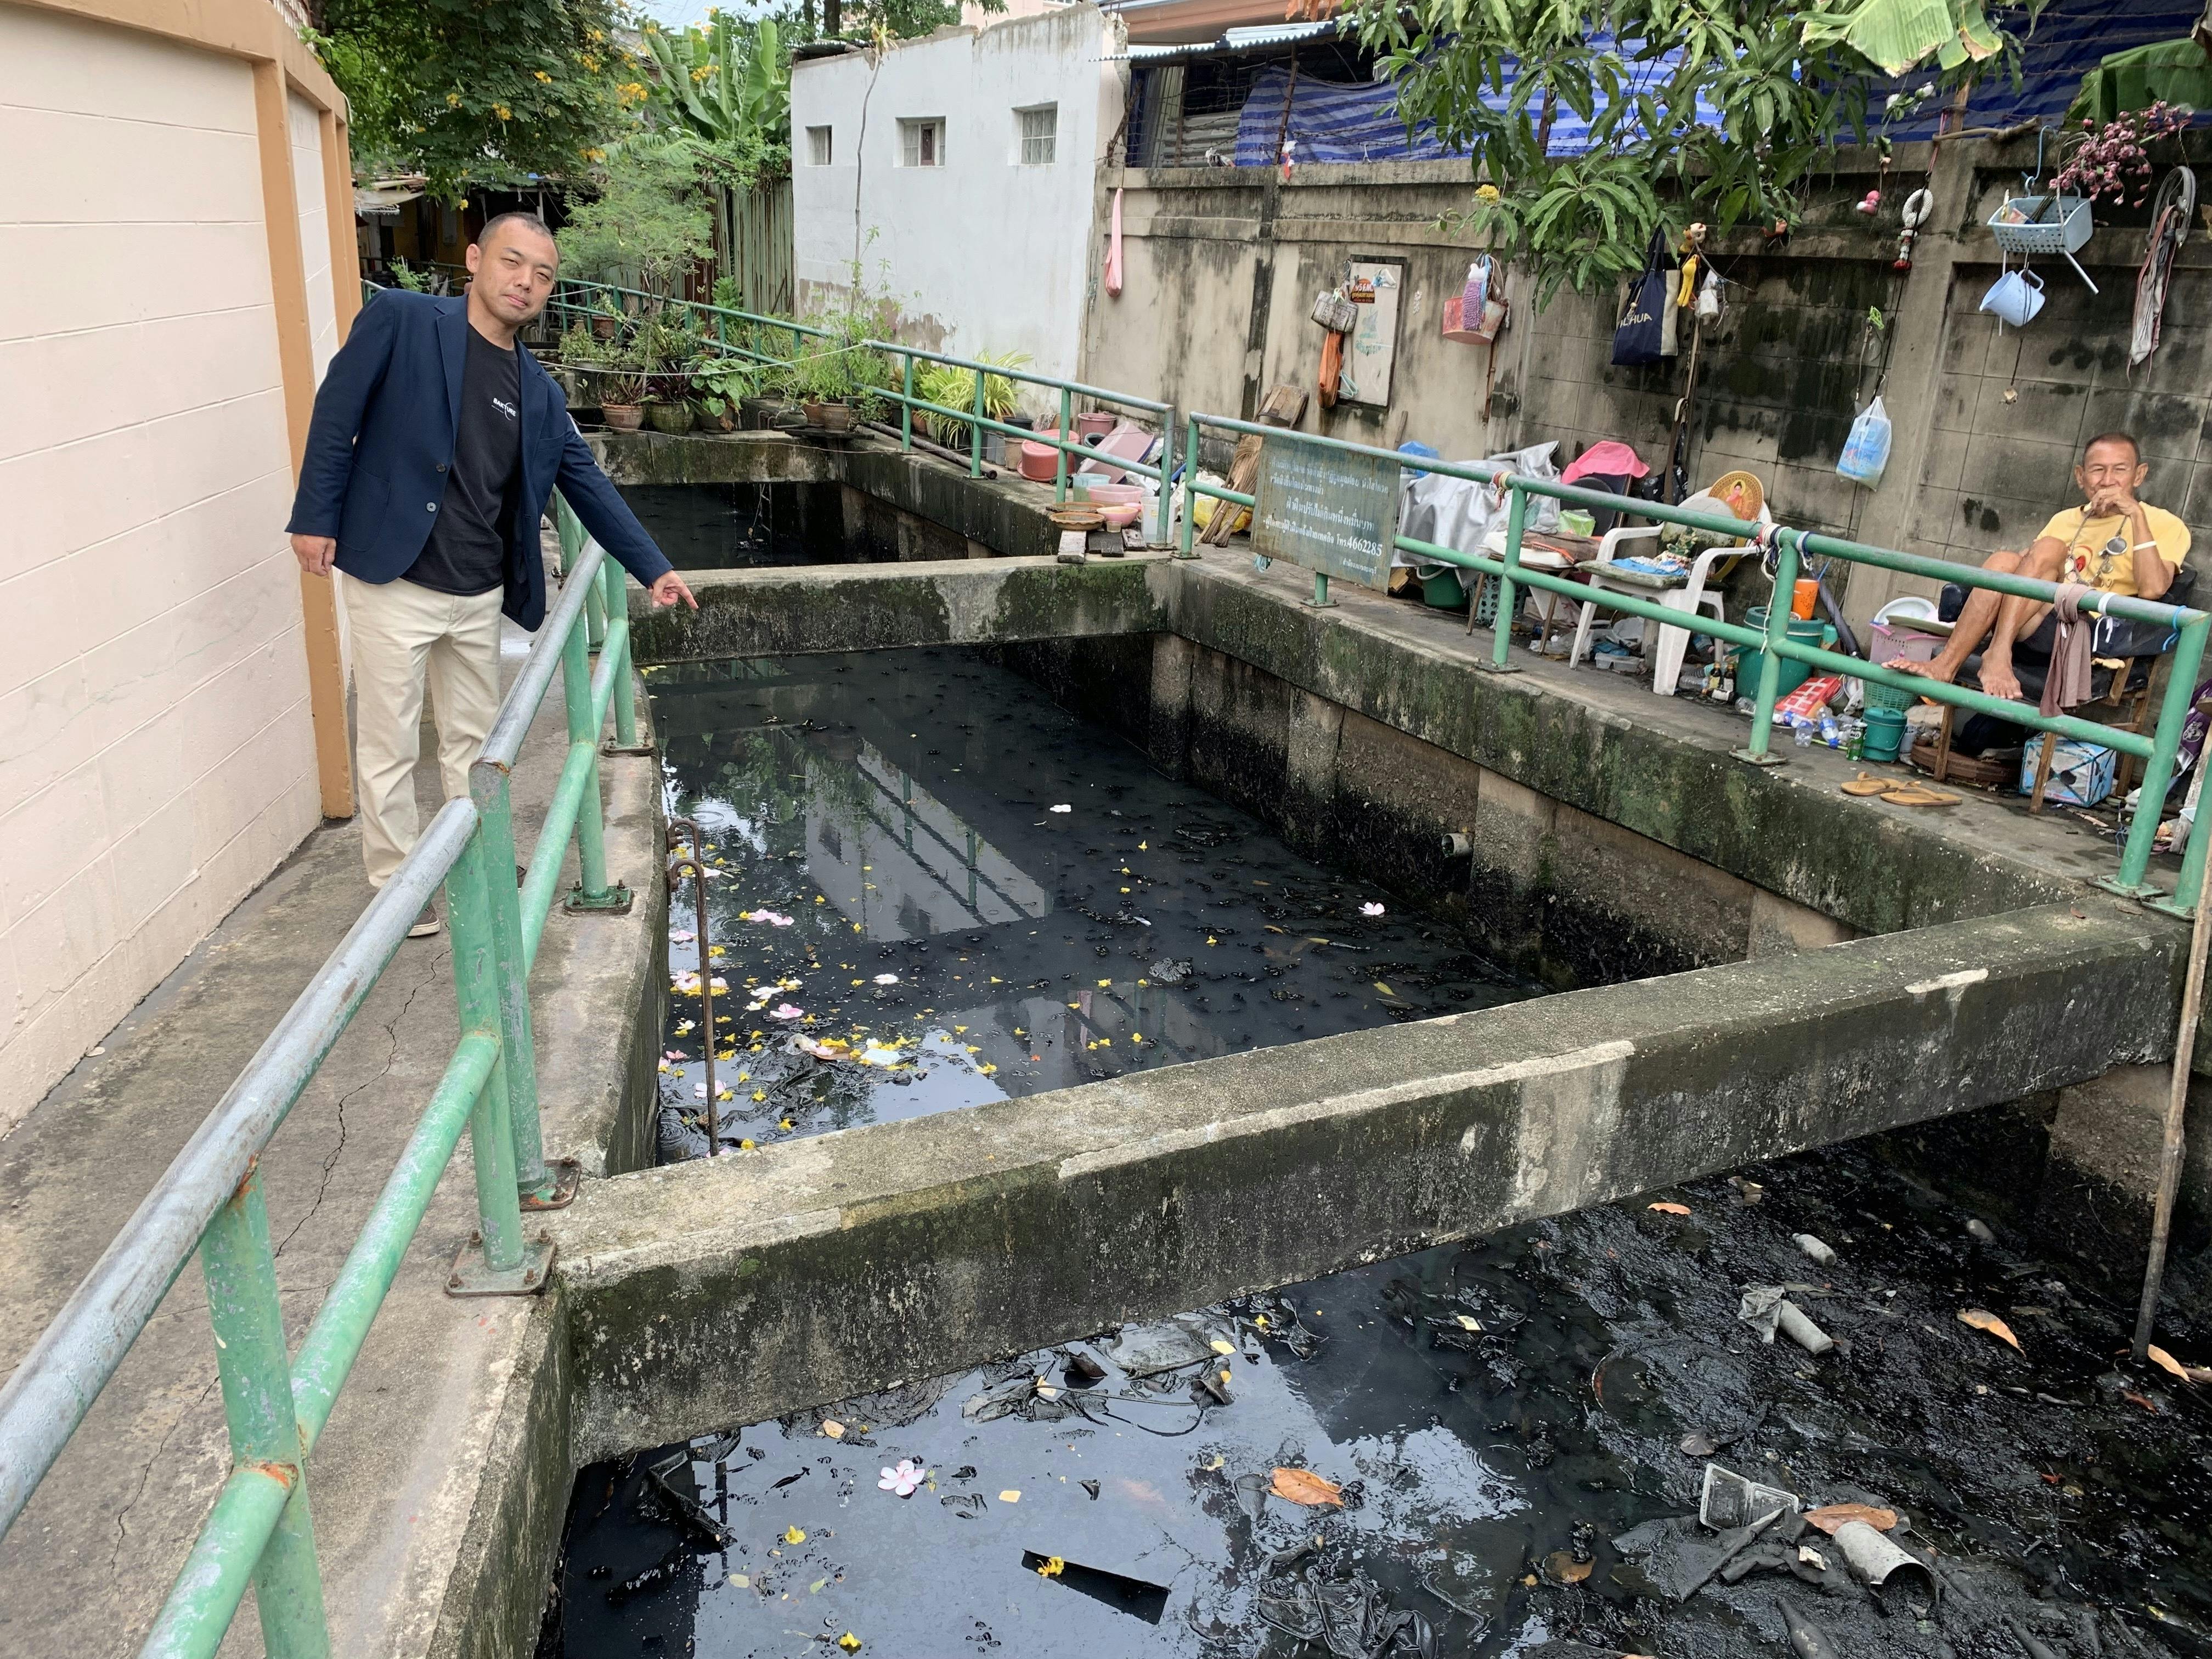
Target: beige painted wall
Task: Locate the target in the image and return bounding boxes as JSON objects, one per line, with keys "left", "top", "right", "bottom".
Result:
{"left": 0, "top": 2, "right": 330, "bottom": 1133}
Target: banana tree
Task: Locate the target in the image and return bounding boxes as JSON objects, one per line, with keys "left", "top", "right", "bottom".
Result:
{"left": 1799, "top": 0, "right": 2004, "bottom": 77}
{"left": 641, "top": 14, "right": 789, "bottom": 151}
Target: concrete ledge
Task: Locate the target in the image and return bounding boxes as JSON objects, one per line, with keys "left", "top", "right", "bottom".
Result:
{"left": 548, "top": 903, "right": 2176, "bottom": 1459}
{"left": 628, "top": 554, "right": 1177, "bottom": 663}
{"left": 589, "top": 428, "right": 837, "bottom": 487}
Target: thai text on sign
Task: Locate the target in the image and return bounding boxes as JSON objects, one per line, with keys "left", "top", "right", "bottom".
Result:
{"left": 1250, "top": 437, "right": 1401, "bottom": 589}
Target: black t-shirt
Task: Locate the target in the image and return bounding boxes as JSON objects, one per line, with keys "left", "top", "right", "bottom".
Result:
{"left": 404, "top": 323, "right": 522, "bottom": 596}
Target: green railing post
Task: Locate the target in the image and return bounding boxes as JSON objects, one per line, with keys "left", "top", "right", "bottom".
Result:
{"left": 970, "top": 369, "right": 985, "bottom": 478}
{"left": 900, "top": 353, "right": 915, "bottom": 452}
{"left": 1055, "top": 387, "right": 1073, "bottom": 504}
{"left": 1152, "top": 407, "right": 1177, "bottom": 546}
{"left": 1735, "top": 529, "right": 1803, "bottom": 765}
{"left": 465, "top": 763, "right": 562, "bottom": 1207}
{"left": 584, "top": 571, "right": 607, "bottom": 652}
{"left": 600, "top": 559, "right": 645, "bottom": 753}
{"left": 199, "top": 1162, "right": 329, "bottom": 1659}
{"left": 1178, "top": 415, "right": 1200, "bottom": 557}
{"left": 444, "top": 827, "right": 548, "bottom": 1292}
{"left": 560, "top": 610, "right": 627, "bottom": 912}
{"left": 1486, "top": 481, "right": 1526, "bottom": 672}
{"left": 2114, "top": 615, "right": 2210, "bottom": 900}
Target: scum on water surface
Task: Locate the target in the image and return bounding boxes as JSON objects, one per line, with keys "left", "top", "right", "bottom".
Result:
{"left": 644, "top": 646, "right": 1530, "bottom": 1155}
{"left": 560, "top": 640, "right": 2212, "bottom": 1657}
{"left": 550, "top": 1137, "right": 2212, "bottom": 1657}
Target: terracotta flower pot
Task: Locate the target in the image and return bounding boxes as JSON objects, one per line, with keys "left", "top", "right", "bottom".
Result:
{"left": 804, "top": 400, "right": 855, "bottom": 433}
{"left": 602, "top": 404, "right": 645, "bottom": 432}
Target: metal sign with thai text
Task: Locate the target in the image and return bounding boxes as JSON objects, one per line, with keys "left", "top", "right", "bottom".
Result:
{"left": 1249, "top": 436, "right": 1401, "bottom": 590}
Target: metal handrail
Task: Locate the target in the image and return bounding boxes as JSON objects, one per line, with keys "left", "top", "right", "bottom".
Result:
{"left": 1177, "top": 411, "right": 2212, "bottom": 909}
{"left": 0, "top": 505, "right": 646, "bottom": 1657}
{"left": 538, "top": 275, "right": 1181, "bottom": 544}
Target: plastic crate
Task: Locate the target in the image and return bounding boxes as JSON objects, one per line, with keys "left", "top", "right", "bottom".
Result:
{"left": 1987, "top": 194, "right": 2092, "bottom": 257}
{"left": 1861, "top": 676, "right": 1921, "bottom": 714}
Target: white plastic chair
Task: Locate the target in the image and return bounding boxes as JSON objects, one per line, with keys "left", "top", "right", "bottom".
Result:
{"left": 1568, "top": 493, "right": 1771, "bottom": 696}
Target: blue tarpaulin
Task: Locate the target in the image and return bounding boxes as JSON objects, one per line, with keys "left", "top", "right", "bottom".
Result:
{"left": 1225, "top": 0, "right": 2203, "bottom": 167}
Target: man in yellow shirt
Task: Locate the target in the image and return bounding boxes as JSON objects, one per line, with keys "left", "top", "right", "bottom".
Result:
{"left": 1893, "top": 432, "right": 2190, "bottom": 703}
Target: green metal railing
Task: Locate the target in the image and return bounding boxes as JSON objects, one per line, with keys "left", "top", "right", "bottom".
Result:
{"left": 538, "top": 275, "right": 1179, "bottom": 544}
{"left": 0, "top": 503, "right": 643, "bottom": 1657}
{"left": 1177, "top": 412, "right": 2211, "bottom": 910}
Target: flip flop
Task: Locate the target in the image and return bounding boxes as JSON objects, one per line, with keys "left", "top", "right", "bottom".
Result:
{"left": 1880, "top": 786, "right": 1960, "bottom": 807}
{"left": 1841, "top": 774, "right": 1892, "bottom": 797}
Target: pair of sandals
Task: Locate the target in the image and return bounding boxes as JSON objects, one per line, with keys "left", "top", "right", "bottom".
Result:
{"left": 1841, "top": 772, "right": 1959, "bottom": 807}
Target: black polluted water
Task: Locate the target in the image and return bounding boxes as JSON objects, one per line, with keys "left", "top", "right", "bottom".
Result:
{"left": 643, "top": 648, "right": 1523, "bottom": 1156}
{"left": 547, "top": 647, "right": 2211, "bottom": 1658}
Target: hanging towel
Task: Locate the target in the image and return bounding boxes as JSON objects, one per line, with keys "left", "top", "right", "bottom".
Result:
{"left": 2040, "top": 582, "right": 2097, "bottom": 718}
{"left": 1105, "top": 188, "right": 1124, "bottom": 298}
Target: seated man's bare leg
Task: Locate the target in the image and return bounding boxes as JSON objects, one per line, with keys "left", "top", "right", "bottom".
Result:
{"left": 1887, "top": 550, "right": 2024, "bottom": 685}
{"left": 1978, "top": 539, "right": 2067, "bottom": 705}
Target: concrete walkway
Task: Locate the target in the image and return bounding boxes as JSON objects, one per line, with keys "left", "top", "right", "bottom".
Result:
{"left": 0, "top": 620, "right": 663, "bottom": 1657}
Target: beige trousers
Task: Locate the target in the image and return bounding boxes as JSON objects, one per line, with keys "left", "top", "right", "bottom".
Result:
{"left": 343, "top": 573, "right": 505, "bottom": 888}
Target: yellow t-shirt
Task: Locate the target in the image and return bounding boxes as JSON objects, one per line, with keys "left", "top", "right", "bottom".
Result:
{"left": 2039, "top": 503, "right": 2190, "bottom": 597}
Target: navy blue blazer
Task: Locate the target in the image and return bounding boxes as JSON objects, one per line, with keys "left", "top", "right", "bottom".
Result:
{"left": 285, "top": 290, "right": 672, "bottom": 630}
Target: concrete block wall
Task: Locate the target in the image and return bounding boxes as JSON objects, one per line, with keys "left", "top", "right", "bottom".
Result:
{"left": 1915, "top": 263, "right": 2212, "bottom": 567}
{"left": 0, "top": 4, "right": 329, "bottom": 1133}
{"left": 1082, "top": 136, "right": 2212, "bottom": 628}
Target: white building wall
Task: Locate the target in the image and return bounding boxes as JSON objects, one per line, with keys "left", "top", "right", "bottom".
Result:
{"left": 792, "top": 5, "right": 1126, "bottom": 410}
{"left": 0, "top": 4, "right": 324, "bottom": 1133}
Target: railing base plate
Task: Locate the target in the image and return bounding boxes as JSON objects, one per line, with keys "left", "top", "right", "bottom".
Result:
{"left": 2096, "top": 874, "right": 2170, "bottom": 902}
{"left": 2147, "top": 895, "right": 2198, "bottom": 919}
{"left": 1732, "top": 747, "right": 1789, "bottom": 767}
{"left": 447, "top": 1233, "right": 555, "bottom": 1297}
{"left": 520, "top": 1157, "right": 582, "bottom": 1211}
{"left": 1474, "top": 660, "right": 1523, "bottom": 675}
{"left": 564, "top": 882, "right": 635, "bottom": 916}
{"left": 601, "top": 737, "right": 657, "bottom": 758}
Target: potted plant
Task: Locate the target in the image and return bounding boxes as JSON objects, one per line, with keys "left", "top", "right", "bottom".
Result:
{"left": 690, "top": 357, "right": 757, "bottom": 433}
{"left": 598, "top": 339, "right": 649, "bottom": 432}
{"left": 916, "top": 350, "right": 1030, "bottom": 452}
{"left": 792, "top": 346, "right": 861, "bottom": 432}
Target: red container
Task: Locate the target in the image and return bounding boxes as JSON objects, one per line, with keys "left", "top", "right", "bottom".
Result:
{"left": 1019, "top": 432, "right": 1065, "bottom": 482}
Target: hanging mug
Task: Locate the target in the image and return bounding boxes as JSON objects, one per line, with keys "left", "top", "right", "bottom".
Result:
{"left": 1979, "top": 267, "right": 2045, "bottom": 328}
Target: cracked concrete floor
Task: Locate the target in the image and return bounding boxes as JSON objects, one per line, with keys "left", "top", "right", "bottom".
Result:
{"left": 0, "top": 623, "right": 663, "bottom": 1657}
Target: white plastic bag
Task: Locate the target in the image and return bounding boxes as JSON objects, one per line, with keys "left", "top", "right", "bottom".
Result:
{"left": 1836, "top": 396, "right": 1891, "bottom": 487}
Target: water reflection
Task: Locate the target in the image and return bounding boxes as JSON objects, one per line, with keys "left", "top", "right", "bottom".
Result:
{"left": 647, "top": 649, "right": 1531, "bottom": 1154}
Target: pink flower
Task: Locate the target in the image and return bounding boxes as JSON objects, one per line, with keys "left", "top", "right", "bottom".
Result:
{"left": 877, "top": 1459, "right": 924, "bottom": 1497}
{"left": 771, "top": 1002, "right": 804, "bottom": 1021}
{"left": 1360, "top": 901, "right": 1386, "bottom": 917}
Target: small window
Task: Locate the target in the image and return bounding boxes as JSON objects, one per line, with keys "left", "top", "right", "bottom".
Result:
{"left": 807, "top": 125, "right": 834, "bottom": 165}
{"left": 899, "top": 118, "right": 945, "bottom": 168}
{"left": 1017, "top": 104, "right": 1057, "bottom": 165}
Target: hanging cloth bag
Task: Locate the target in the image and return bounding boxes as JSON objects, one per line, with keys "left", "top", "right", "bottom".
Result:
{"left": 1611, "top": 232, "right": 1675, "bottom": 367}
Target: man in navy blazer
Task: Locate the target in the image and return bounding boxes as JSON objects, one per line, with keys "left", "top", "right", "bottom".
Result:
{"left": 286, "top": 212, "right": 694, "bottom": 934}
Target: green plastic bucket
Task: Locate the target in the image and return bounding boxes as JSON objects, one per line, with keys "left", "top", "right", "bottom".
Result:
{"left": 1735, "top": 606, "right": 1836, "bottom": 701}
{"left": 1421, "top": 568, "right": 1468, "bottom": 611}
{"left": 1862, "top": 707, "right": 1908, "bottom": 762}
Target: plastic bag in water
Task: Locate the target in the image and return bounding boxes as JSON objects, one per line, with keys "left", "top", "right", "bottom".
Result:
{"left": 1836, "top": 396, "right": 1891, "bottom": 487}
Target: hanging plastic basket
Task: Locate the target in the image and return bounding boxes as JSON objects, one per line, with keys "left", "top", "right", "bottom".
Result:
{"left": 1987, "top": 193, "right": 2092, "bottom": 256}
{"left": 1987, "top": 193, "right": 2100, "bottom": 292}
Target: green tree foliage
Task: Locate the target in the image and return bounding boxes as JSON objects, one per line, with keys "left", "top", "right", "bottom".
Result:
{"left": 770, "top": 0, "right": 1001, "bottom": 48}
{"left": 555, "top": 132, "right": 714, "bottom": 293}
{"left": 639, "top": 13, "right": 792, "bottom": 189}
{"left": 1349, "top": 0, "right": 2034, "bottom": 300}
{"left": 2069, "top": 37, "right": 2212, "bottom": 126}
{"left": 307, "top": 0, "right": 635, "bottom": 196}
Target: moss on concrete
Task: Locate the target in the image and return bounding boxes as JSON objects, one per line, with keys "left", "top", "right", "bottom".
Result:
{"left": 549, "top": 902, "right": 2179, "bottom": 1457}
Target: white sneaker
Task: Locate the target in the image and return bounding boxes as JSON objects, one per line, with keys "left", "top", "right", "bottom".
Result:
{"left": 408, "top": 905, "right": 442, "bottom": 939}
